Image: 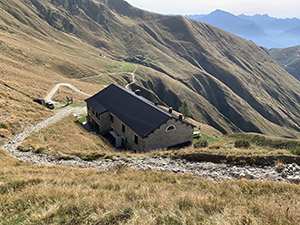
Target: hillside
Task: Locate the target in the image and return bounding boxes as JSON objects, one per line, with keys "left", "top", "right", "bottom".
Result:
{"left": 1, "top": 0, "right": 300, "bottom": 139}
{"left": 269, "top": 45, "right": 300, "bottom": 80}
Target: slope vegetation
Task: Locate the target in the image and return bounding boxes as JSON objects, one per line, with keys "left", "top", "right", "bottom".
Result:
{"left": 1, "top": 0, "right": 300, "bottom": 138}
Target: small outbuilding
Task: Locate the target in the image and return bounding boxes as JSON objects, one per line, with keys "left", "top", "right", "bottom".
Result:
{"left": 85, "top": 84, "right": 195, "bottom": 152}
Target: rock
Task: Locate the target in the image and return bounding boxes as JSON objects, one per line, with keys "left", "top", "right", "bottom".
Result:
{"left": 245, "top": 171, "right": 254, "bottom": 179}
{"left": 239, "top": 172, "right": 246, "bottom": 178}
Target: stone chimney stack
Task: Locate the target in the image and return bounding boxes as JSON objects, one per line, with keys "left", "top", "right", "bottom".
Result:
{"left": 178, "top": 114, "right": 183, "bottom": 120}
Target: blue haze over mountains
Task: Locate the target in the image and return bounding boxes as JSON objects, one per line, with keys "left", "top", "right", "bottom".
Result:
{"left": 187, "top": 10, "right": 300, "bottom": 48}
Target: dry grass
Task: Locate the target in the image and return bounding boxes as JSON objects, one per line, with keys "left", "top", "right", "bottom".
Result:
{"left": 275, "top": 160, "right": 285, "bottom": 173}
{"left": 146, "top": 135, "right": 296, "bottom": 164}
{"left": 0, "top": 26, "right": 108, "bottom": 140}
{"left": 18, "top": 115, "right": 118, "bottom": 160}
{"left": 167, "top": 146, "right": 293, "bottom": 158}
{"left": 0, "top": 149, "right": 300, "bottom": 224}
{"left": 0, "top": 84, "right": 53, "bottom": 141}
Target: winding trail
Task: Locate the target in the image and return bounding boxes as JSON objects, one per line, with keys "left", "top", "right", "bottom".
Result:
{"left": 73, "top": 67, "right": 138, "bottom": 90}
{"left": 45, "top": 83, "right": 91, "bottom": 103}
{"left": 2, "top": 81, "right": 300, "bottom": 184}
{"left": 125, "top": 66, "right": 138, "bottom": 89}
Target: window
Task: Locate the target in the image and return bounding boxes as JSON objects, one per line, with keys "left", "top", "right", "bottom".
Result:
{"left": 110, "top": 115, "right": 114, "bottom": 123}
{"left": 122, "top": 124, "right": 125, "bottom": 133}
{"left": 166, "top": 125, "right": 176, "bottom": 132}
{"left": 134, "top": 134, "right": 138, "bottom": 144}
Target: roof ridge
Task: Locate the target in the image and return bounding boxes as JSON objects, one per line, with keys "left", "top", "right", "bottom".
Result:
{"left": 109, "top": 84, "right": 194, "bottom": 127}
{"left": 112, "top": 84, "right": 176, "bottom": 119}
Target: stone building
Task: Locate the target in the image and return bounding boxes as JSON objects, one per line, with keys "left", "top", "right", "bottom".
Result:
{"left": 85, "top": 84, "right": 195, "bottom": 152}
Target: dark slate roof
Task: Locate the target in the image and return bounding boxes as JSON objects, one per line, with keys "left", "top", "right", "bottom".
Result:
{"left": 85, "top": 84, "right": 194, "bottom": 138}
{"left": 86, "top": 98, "right": 108, "bottom": 115}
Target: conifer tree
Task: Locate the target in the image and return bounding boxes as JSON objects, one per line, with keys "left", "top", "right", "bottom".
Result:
{"left": 179, "top": 100, "right": 191, "bottom": 118}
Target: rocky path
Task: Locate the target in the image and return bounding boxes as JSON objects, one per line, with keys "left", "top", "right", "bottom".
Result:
{"left": 2, "top": 81, "right": 300, "bottom": 184}
{"left": 3, "top": 135, "right": 300, "bottom": 183}
{"left": 2, "top": 105, "right": 300, "bottom": 184}
{"left": 2, "top": 107, "right": 86, "bottom": 156}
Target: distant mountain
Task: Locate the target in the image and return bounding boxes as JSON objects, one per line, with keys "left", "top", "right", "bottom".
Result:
{"left": 239, "top": 14, "right": 276, "bottom": 26}
{"left": 187, "top": 14, "right": 206, "bottom": 20}
{"left": 186, "top": 10, "right": 300, "bottom": 48}
{"left": 269, "top": 46, "right": 300, "bottom": 80}
{"left": 196, "top": 9, "right": 252, "bottom": 31}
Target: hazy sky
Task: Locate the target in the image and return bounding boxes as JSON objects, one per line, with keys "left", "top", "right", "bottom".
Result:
{"left": 125, "top": 0, "right": 300, "bottom": 18}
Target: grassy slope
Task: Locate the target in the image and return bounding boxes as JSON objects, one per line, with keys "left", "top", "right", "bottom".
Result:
{"left": 269, "top": 46, "right": 300, "bottom": 80}
{"left": 19, "top": 115, "right": 118, "bottom": 160}
{"left": 1, "top": 149, "right": 300, "bottom": 224}
{"left": 0, "top": 0, "right": 128, "bottom": 140}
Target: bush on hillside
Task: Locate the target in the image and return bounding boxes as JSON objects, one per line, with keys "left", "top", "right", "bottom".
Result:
{"left": 291, "top": 146, "right": 300, "bottom": 156}
{"left": 234, "top": 139, "right": 250, "bottom": 148}
{"left": 194, "top": 139, "right": 208, "bottom": 148}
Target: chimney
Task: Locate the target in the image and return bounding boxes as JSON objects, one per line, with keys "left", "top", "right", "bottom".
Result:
{"left": 168, "top": 107, "right": 173, "bottom": 113}
{"left": 154, "top": 101, "right": 159, "bottom": 106}
{"left": 178, "top": 114, "right": 183, "bottom": 121}
{"left": 135, "top": 89, "right": 141, "bottom": 96}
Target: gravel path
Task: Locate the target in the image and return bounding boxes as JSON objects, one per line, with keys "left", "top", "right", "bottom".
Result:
{"left": 2, "top": 107, "right": 86, "bottom": 155}
{"left": 45, "top": 83, "right": 91, "bottom": 103}
{"left": 125, "top": 67, "right": 137, "bottom": 89}
{"left": 2, "top": 82, "right": 300, "bottom": 184}
{"left": 3, "top": 133, "right": 300, "bottom": 183}
{"left": 2, "top": 105, "right": 300, "bottom": 184}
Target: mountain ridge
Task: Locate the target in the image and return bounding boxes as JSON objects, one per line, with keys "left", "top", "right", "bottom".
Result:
{"left": 187, "top": 9, "right": 300, "bottom": 48}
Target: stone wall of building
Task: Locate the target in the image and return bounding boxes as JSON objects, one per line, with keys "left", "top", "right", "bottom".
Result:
{"left": 87, "top": 105, "right": 193, "bottom": 152}
{"left": 99, "top": 112, "right": 111, "bottom": 134}
{"left": 87, "top": 107, "right": 110, "bottom": 134}
{"left": 144, "top": 118, "right": 193, "bottom": 151}
{"left": 110, "top": 113, "right": 145, "bottom": 152}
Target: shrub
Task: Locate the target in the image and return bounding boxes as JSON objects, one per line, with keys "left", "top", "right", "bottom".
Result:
{"left": 234, "top": 139, "right": 250, "bottom": 148}
{"left": 275, "top": 160, "right": 284, "bottom": 172}
{"left": 291, "top": 146, "right": 300, "bottom": 156}
{"left": 194, "top": 139, "right": 208, "bottom": 148}
{"left": 0, "top": 123, "right": 8, "bottom": 129}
